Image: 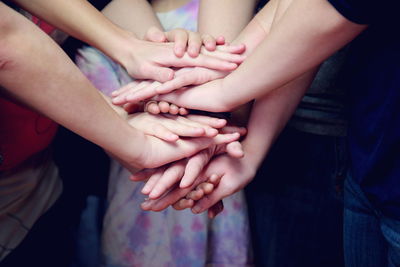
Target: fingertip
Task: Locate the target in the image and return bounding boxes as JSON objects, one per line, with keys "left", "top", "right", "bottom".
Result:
{"left": 191, "top": 205, "right": 203, "bottom": 214}
{"left": 174, "top": 46, "right": 185, "bottom": 57}
{"left": 216, "top": 36, "right": 225, "bottom": 45}
{"left": 206, "top": 128, "right": 218, "bottom": 137}
{"left": 205, "top": 42, "right": 216, "bottom": 51}
{"left": 167, "top": 134, "right": 179, "bottom": 142}
{"left": 188, "top": 47, "right": 200, "bottom": 58}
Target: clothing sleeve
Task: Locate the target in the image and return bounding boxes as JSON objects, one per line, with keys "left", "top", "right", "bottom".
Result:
{"left": 327, "top": 0, "right": 394, "bottom": 25}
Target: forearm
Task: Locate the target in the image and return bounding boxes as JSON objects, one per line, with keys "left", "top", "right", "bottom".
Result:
{"left": 102, "top": 0, "right": 163, "bottom": 39}
{"left": 198, "top": 0, "right": 258, "bottom": 42}
{"left": 242, "top": 68, "right": 317, "bottom": 169}
{"left": 222, "top": 0, "right": 366, "bottom": 108}
{"left": 12, "top": 0, "right": 137, "bottom": 65}
{"left": 0, "top": 5, "right": 142, "bottom": 162}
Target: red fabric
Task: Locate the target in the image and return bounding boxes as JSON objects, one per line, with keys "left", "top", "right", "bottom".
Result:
{"left": 0, "top": 12, "right": 59, "bottom": 171}
{"left": 31, "top": 16, "right": 56, "bottom": 35}
{"left": 0, "top": 98, "right": 58, "bottom": 171}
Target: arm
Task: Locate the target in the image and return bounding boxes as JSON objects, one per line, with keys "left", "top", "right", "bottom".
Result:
{"left": 198, "top": 0, "right": 258, "bottom": 42}
{"left": 0, "top": 4, "right": 238, "bottom": 171}
{"left": 101, "top": 0, "right": 162, "bottom": 39}
{"left": 153, "top": 0, "right": 365, "bottom": 111}
{"left": 11, "top": 0, "right": 242, "bottom": 82}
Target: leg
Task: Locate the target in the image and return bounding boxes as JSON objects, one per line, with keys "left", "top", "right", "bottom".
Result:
{"left": 246, "top": 128, "right": 345, "bottom": 267}
{"left": 343, "top": 176, "right": 387, "bottom": 267}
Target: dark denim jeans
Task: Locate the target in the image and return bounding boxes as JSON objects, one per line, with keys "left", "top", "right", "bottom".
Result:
{"left": 344, "top": 175, "right": 400, "bottom": 267}
{"left": 245, "top": 127, "right": 347, "bottom": 267}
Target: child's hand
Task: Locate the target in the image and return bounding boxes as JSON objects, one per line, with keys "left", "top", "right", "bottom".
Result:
{"left": 118, "top": 36, "right": 245, "bottom": 83}
{"left": 145, "top": 100, "right": 189, "bottom": 116}
{"left": 126, "top": 112, "right": 228, "bottom": 142}
{"left": 139, "top": 151, "right": 256, "bottom": 213}
{"left": 133, "top": 137, "right": 244, "bottom": 200}
{"left": 172, "top": 179, "right": 225, "bottom": 219}
{"left": 112, "top": 67, "right": 229, "bottom": 106}
{"left": 144, "top": 26, "right": 226, "bottom": 57}
{"left": 134, "top": 123, "right": 245, "bottom": 201}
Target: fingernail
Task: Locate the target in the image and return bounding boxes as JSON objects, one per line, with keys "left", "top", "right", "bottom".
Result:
{"left": 192, "top": 205, "right": 201, "bottom": 214}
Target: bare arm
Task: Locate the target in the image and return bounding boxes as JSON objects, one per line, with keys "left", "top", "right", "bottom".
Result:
{"left": 198, "top": 0, "right": 258, "bottom": 42}
{"left": 0, "top": 3, "right": 142, "bottom": 163}
{"left": 1, "top": 4, "right": 237, "bottom": 171}
{"left": 155, "top": 0, "right": 365, "bottom": 111}
{"left": 102, "top": 0, "right": 163, "bottom": 39}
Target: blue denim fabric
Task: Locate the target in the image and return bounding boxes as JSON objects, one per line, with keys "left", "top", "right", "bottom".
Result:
{"left": 344, "top": 175, "right": 400, "bottom": 267}
{"left": 245, "top": 128, "right": 347, "bottom": 267}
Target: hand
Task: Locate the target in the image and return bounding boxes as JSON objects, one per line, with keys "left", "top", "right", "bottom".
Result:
{"left": 173, "top": 180, "right": 225, "bottom": 219}
{"left": 112, "top": 67, "right": 228, "bottom": 105}
{"left": 126, "top": 112, "right": 228, "bottom": 142}
{"left": 140, "top": 152, "right": 256, "bottom": 213}
{"left": 144, "top": 26, "right": 226, "bottom": 57}
{"left": 132, "top": 138, "right": 244, "bottom": 200}
{"left": 155, "top": 78, "right": 234, "bottom": 113}
{"left": 144, "top": 100, "right": 189, "bottom": 116}
{"left": 117, "top": 35, "right": 245, "bottom": 83}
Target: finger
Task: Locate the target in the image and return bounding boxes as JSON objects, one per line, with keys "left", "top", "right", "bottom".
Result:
{"left": 198, "top": 182, "right": 215, "bottom": 195}
{"left": 172, "top": 198, "right": 194, "bottom": 210}
{"left": 173, "top": 115, "right": 217, "bottom": 137}
{"left": 125, "top": 82, "right": 163, "bottom": 104}
{"left": 158, "top": 101, "right": 172, "bottom": 113}
{"left": 148, "top": 161, "right": 186, "bottom": 199}
{"left": 187, "top": 31, "right": 202, "bottom": 57}
{"left": 166, "top": 28, "right": 188, "bottom": 57}
{"left": 111, "top": 81, "right": 138, "bottom": 97}
{"left": 185, "top": 114, "right": 227, "bottom": 129}
{"left": 112, "top": 81, "right": 151, "bottom": 104}
{"left": 180, "top": 149, "right": 213, "bottom": 188}
{"left": 168, "top": 104, "right": 180, "bottom": 115}
{"left": 150, "top": 123, "right": 179, "bottom": 142}
{"left": 209, "top": 173, "right": 222, "bottom": 185}
{"left": 200, "top": 48, "right": 246, "bottom": 64}
{"left": 179, "top": 107, "right": 189, "bottom": 115}
{"left": 144, "top": 26, "right": 167, "bottom": 43}
{"left": 111, "top": 82, "right": 141, "bottom": 98}
{"left": 158, "top": 115, "right": 206, "bottom": 137}
{"left": 226, "top": 141, "right": 245, "bottom": 158}
{"left": 207, "top": 200, "right": 224, "bottom": 219}
{"left": 191, "top": 187, "right": 227, "bottom": 214}
{"left": 143, "top": 173, "right": 209, "bottom": 211}
{"left": 145, "top": 101, "right": 161, "bottom": 114}
{"left": 216, "top": 36, "right": 225, "bottom": 46}
{"left": 143, "top": 64, "right": 174, "bottom": 83}
{"left": 178, "top": 53, "right": 238, "bottom": 71}
{"left": 216, "top": 43, "right": 246, "bottom": 54}
{"left": 201, "top": 34, "right": 217, "bottom": 51}
{"left": 141, "top": 169, "right": 164, "bottom": 195}
{"left": 153, "top": 73, "right": 198, "bottom": 96}
{"left": 212, "top": 132, "right": 240, "bottom": 145}
{"left": 186, "top": 188, "right": 204, "bottom": 201}
{"left": 219, "top": 125, "right": 247, "bottom": 135}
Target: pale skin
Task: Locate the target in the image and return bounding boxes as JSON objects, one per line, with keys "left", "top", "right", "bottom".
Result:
{"left": 132, "top": 0, "right": 368, "bottom": 215}
{"left": 124, "top": 0, "right": 258, "bottom": 214}
{"left": 112, "top": 0, "right": 366, "bottom": 112}
{"left": 11, "top": 0, "right": 245, "bottom": 82}
{"left": 0, "top": 3, "right": 242, "bottom": 172}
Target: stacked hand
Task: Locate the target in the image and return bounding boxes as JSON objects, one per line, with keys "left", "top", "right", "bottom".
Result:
{"left": 112, "top": 27, "right": 249, "bottom": 217}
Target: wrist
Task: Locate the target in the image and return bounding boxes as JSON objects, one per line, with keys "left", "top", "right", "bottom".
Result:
{"left": 102, "top": 28, "right": 139, "bottom": 68}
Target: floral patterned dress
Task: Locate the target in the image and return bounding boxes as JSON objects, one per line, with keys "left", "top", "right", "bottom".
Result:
{"left": 76, "top": 1, "right": 253, "bottom": 266}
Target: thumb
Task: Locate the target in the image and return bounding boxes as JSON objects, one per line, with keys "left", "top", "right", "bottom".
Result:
{"left": 144, "top": 26, "right": 167, "bottom": 43}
